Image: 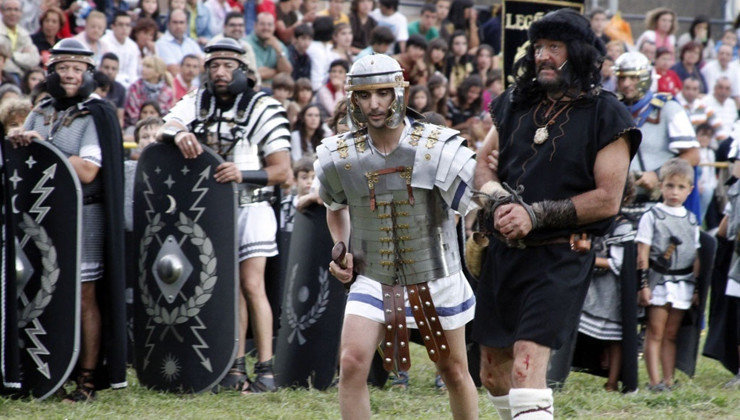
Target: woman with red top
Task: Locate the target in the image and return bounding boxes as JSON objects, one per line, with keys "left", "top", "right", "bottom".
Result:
{"left": 316, "top": 59, "right": 349, "bottom": 118}
{"left": 654, "top": 47, "right": 682, "bottom": 96}
{"left": 636, "top": 8, "right": 677, "bottom": 55}
{"left": 124, "top": 56, "right": 175, "bottom": 129}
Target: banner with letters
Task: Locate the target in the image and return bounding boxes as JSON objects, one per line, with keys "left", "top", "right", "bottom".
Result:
{"left": 502, "top": 0, "right": 585, "bottom": 86}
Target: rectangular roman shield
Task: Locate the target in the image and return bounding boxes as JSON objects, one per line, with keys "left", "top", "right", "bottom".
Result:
{"left": 502, "top": 0, "right": 585, "bottom": 86}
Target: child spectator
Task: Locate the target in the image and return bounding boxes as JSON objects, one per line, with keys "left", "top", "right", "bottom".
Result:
{"left": 318, "top": 0, "right": 350, "bottom": 25}
{"left": 349, "top": 0, "right": 376, "bottom": 55}
{"left": 472, "top": 44, "right": 496, "bottom": 87}
{"left": 287, "top": 77, "right": 313, "bottom": 126}
{"left": 370, "top": 0, "right": 408, "bottom": 53}
{"left": 435, "top": 0, "right": 451, "bottom": 40}
{"left": 654, "top": 47, "right": 682, "bottom": 96}
{"left": 280, "top": 157, "right": 318, "bottom": 233}
{"left": 21, "top": 68, "right": 45, "bottom": 96}
{"left": 481, "top": 68, "right": 503, "bottom": 111}
{"left": 447, "top": 74, "right": 483, "bottom": 129}
{"left": 445, "top": 30, "right": 474, "bottom": 95}
{"left": 636, "top": 158, "right": 701, "bottom": 392}
{"left": 0, "top": 96, "right": 32, "bottom": 131}
{"left": 578, "top": 176, "right": 637, "bottom": 392}
{"left": 393, "top": 34, "right": 428, "bottom": 85}
{"left": 289, "top": 24, "right": 313, "bottom": 81}
{"left": 355, "top": 25, "right": 394, "bottom": 60}
{"left": 327, "top": 99, "right": 349, "bottom": 134}
{"left": 428, "top": 73, "right": 449, "bottom": 118}
{"left": 409, "top": 85, "right": 432, "bottom": 113}
{"left": 272, "top": 72, "right": 295, "bottom": 110}
{"left": 124, "top": 56, "right": 175, "bottom": 129}
{"left": 445, "top": 0, "right": 478, "bottom": 51}
{"left": 124, "top": 117, "right": 164, "bottom": 231}
{"left": 329, "top": 22, "right": 354, "bottom": 63}
{"left": 290, "top": 103, "right": 329, "bottom": 161}
{"left": 316, "top": 59, "right": 349, "bottom": 118}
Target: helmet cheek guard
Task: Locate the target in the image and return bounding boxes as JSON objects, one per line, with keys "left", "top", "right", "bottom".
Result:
{"left": 46, "top": 39, "right": 97, "bottom": 99}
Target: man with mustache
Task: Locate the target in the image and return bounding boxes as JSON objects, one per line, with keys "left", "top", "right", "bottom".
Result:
{"left": 473, "top": 9, "right": 640, "bottom": 419}
{"left": 158, "top": 38, "right": 291, "bottom": 393}
{"left": 316, "top": 53, "right": 479, "bottom": 419}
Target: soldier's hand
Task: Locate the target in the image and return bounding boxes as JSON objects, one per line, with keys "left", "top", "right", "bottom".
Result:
{"left": 487, "top": 150, "right": 499, "bottom": 172}
{"left": 493, "top": 203, "right": 533, "bottom": 240}
{"left": 636, "top": 171, "right": 659, "bottom": 191}
{"left": 214, "top": 162, "right": 242, "bottom": 183}
{"left": 638, "top": 287, "right": 651, "bottom": 307}
{"left": 174, "top": 131, "right": 202, "bottom": 159}
{"left": 329, "top": 253, "right": 354, "bottom": 284}
{"left": 6, "top": 128, "right": 42, "bottom": 148}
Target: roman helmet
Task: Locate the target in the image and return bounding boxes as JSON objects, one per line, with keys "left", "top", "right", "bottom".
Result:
{"left": 46, "top": 39, "right": 96, "bottom": 99}
{"left": 203, "top": 37, "right": 254, "bottom": 94}
{"left": 345, "top": 54, "right": 410, "bottom": 129}
{"left": 613, "top": 52, "right": 652, "bottom": 100}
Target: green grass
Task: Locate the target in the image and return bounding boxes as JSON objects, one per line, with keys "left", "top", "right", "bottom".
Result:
{"left": 0, "top": 343, "right": 737, "bottom": 419}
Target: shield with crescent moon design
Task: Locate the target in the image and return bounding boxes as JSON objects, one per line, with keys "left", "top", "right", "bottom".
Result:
{"left": 133, "top": 142, "right": 238, "bottom": 393}
{"left": 4, "top": 140, "right": 82, "bottom": 399}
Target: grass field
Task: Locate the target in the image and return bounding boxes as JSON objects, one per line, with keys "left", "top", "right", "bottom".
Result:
{"left": 1, "top": 342, "right": 737, "bottom": 419}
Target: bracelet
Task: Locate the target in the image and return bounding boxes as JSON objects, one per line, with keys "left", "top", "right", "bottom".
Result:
{"left": 638, "top": 269, "right": 649, "bottom": 289}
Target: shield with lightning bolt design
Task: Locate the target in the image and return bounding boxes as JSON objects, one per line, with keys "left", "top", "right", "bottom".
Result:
{"left": 5, "top": 140, "right": 82, "bottom": 399}
{"left": 133, "top": 142, "right": 238, "bottom": 393}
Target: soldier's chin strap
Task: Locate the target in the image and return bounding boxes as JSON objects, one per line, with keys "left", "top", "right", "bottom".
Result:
{"left": 240, "top": 170, "right": 268, "bottom": 186}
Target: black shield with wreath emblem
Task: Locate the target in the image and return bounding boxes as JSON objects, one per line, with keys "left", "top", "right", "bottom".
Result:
{"left": 6, "top": 140, "right": 82, "bottom": 399}
{"left": 133, "top": 142, "right": 238, "bottom": 393}
{"left": 274, "top": 204, "right": 347, "bottom": 390}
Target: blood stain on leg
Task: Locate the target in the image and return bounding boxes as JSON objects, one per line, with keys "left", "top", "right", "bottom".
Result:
{"left": 524, "top": 354, "right": 530, "bottom": 370}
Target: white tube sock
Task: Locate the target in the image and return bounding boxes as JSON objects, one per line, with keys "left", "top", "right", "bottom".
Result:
{"left": 508, "top": 388, "right": 553, "bottom": 419}
{"left": 487, "top": 392, "right": 512, "bottom": 420}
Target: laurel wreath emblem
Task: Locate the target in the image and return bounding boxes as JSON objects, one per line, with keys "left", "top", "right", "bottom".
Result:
{"left": 285, "top": 265, "right": 330, "bottom": 345}
{"left": 138, "top": 212, "right": 216, "bottom": 325}
{"left": 17, "top": 213, "right": 60, "bottom": 328}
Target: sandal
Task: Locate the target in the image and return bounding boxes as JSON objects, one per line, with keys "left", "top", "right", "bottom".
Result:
{"left": 603, "top": 381, "right": 619, "bottom": 392}
{"left": 213, "top": 356, "right": 247, "bottom": 393}
{"left": 390, "top": 371, "right": 409, "bottom": 390}
{"left": 242, "top": 360, "right": 276, "bottom": 394}
{"left": 63, "top": 368, "right": 96, "bottom": 403}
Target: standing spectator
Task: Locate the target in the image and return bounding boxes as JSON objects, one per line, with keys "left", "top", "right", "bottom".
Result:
{"left": 479, "top": 4, "right": 501, "bottom": 54}
{"left": 289, "top": 24, "right": 312, "bottom": 81}
{"left": 21, "top": 67, "right": 45, "bottom": 95}
{"left": 426, "top": 37, "right": 447, "bottom": 75}
{"left": 99, "top": 52, "right": 127, "bottom": 124}
{"left": 318, "top": 0, "right": 349, "bottom": 25}
{"left": 72, "top": 11, "right": 110, "bottom": 65}
{"left": 124, "top": 56, "right": 175, "bottom": 128}
{"left": 248, "top": 12, "right": 293, "bottom": 88}
{"left": 276, "top": 0, "right": 313, "bottom": 44}
{"left": 653, "top": 48, "right": 682, "bottom": 96}
{"left": 446, "top": 74, "right": 482, "bottom": 129}
{"left": 210, "top": 12, "right": 262, "bottom": 88}
{"left": 445, "top": 30, "right": 474, "bottom": 96}
{"left": 0, "top": 0, "right": 41, "bottom": 82}
{"left": 131, "top": 17, "right": 159, "bottom": 74}
{"left": 205, "top": 0, "right": 234, "bottom": 38}
{"left": 185, "top": 0, "right": 214, "bottom": 47}
{"left": 155, "top": 9, "right": 204, "bottom": 76}
{"left": 31, "top": 7, "right": 65, "bottom": 68}
{"left": 671, "top": 42, "right": 708, "bottom": 94}
{"left": 104, "top": 0, "right": 132, "bottom": 25}
{"left": 589, "top": 8, "right": 610, "bottom": 44}
{"left": 635, "top": 7, "right": 677, "bottom": 55}
{"left": 329, "top": 22, "right": 353, "bottom": 63}
{"left": 315, "top": 59, "right": 348, "bottom": 118}
{"left": 173, "top": 54, "right": 201, "bottom": 100}
{"left": 290, "top": 103, "right": 328, "bottom": 161}
{"left": 445, "top": 0, "right": 479, "bottom": 52}
{"left": 677, "top": 15, "right": 715, "bottom": 62}
{"left": 355, "top": 25, "right": 393, "bottom": 60}
{"left": 370, "top": 0, "right": 408, "bottom": 53}
{"left": 20, "top": 0, "right": 43, "bottom": 35}
{"left": 102, "top": 12, "right": 140, "bottom": 88}
{"left": 705, "top": 77, "right": 738, "bottom": 141}
{"left": 306, "top": 16, "right": 334, "bottom": 91}
{"left": 393, "top": 34, "right": 428, "bottom": 85}
{"left": 601, "top": 55, "right": 617, "bottom": 92}
{"left": 348, "top": 0, "right": 376, "bottom": 55}
{"left": 676, "top": 76, "right": 723, "bottom": 137}
{"left": 408, "top": 4, "right": 439, "bottom": 42}
{"left": 702, "top": 45, "right": 740, "bottom": 104}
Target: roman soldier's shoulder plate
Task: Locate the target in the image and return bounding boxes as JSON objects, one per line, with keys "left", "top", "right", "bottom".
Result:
{"left": 133, "top": 142, "right": 238, "bottom": 393}
{"left": 7, "top": 140, "right": 82, "bottom": 399}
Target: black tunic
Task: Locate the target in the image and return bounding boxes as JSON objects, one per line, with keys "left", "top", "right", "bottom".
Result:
{"left": 473, "top": 88, "right": 641, "bottom": 350}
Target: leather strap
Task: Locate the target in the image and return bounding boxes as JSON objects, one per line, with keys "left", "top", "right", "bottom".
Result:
{"left": 407, "top": 283, "right": 450, "bottom": 362}
{"left": 380, "top": 284, "right": 410, "bottom": 372}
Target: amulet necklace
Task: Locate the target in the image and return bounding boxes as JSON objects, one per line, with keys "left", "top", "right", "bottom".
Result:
{"left": 532, "top": 98, "right": 571, "bottom": 145}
